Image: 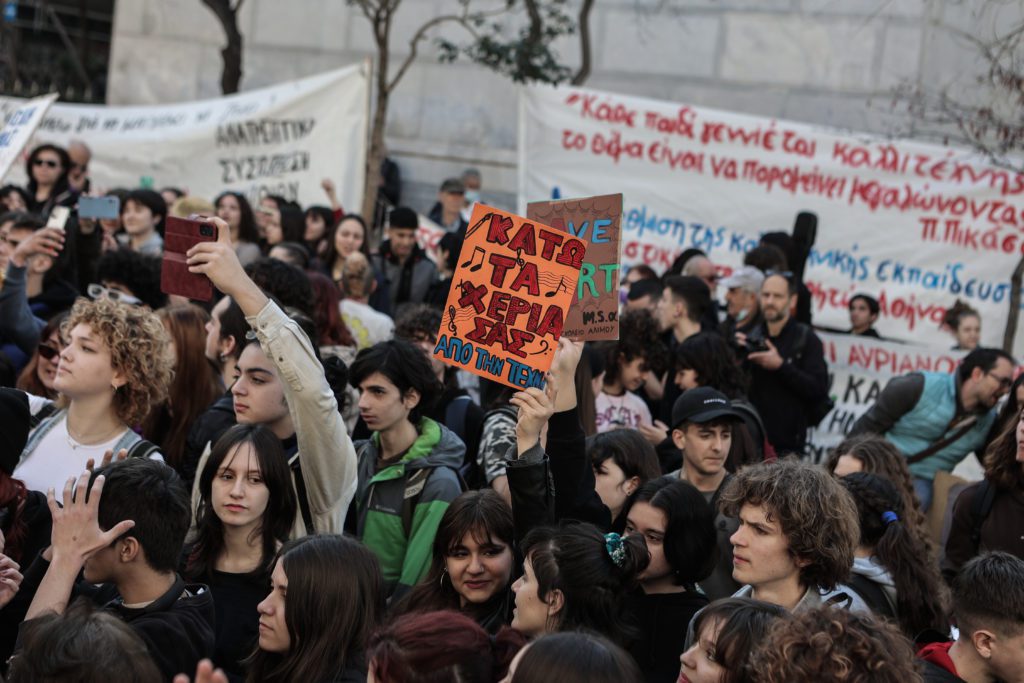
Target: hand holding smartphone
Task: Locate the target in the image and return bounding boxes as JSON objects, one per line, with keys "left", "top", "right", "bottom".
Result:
{"left": 161, "top": 216, "right": 218, "bottom": 301}
{"left": 45, "top": 206, "right": 71, "bottom": 231}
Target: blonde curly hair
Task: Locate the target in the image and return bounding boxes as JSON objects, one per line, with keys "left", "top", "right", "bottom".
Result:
{"left": 60, "top": 297, "right": 173, "bottom": 426}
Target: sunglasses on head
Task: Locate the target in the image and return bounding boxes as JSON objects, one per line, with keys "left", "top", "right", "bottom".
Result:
{"left": 87, "top": 283, "right": 142, "bottom": 306}
{"left": 37, "top": 343, "right": 60, "bottom": 361}
{"left": 33, "top": 159, "right": 59, "bottom": 168}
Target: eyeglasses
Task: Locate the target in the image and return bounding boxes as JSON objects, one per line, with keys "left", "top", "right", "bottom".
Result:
{"left": 764, "top": 269, "right": 794, "bottom": 280}
{"left": 33, "top": 159, "right": 59, "bottom": 169}
{"left": 987, "top": 372, "right": 1014, "bottom": 390}
{"left": 37, "top": 343, "right": 60, "bottom": 361}
{"left": 87, "top": 283, "right": 142, "bottom": 306}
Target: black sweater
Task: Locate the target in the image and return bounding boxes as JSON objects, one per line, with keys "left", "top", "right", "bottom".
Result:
{"left": 628, "top": 588, "right": 709, "bottom": 683}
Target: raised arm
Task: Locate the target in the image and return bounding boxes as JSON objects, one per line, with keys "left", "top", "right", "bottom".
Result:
{"left": 187, "top": 218, "right": 358, "bottom": 533}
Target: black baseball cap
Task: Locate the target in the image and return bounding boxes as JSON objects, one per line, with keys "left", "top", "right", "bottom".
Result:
{"left": 671, "top": 387, "right": 742, "bottom": 430}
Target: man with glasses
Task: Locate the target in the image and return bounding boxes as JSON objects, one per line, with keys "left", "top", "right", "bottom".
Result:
{"left": 851, "top": 347, "right": 1016, "bottom": 511}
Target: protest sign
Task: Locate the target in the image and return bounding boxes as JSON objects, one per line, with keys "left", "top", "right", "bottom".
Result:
{"left": 805, "top": 332, "right": 966, "bottom": 463}
{"left": 0, "top": 93, "right": 58, "bottom": 182}
{"left": 0, "top": 64, "right": 368, "bottom": 210}
{"left": 526, "top": 193, "right": 623, "bottom": 340}
{"left": 519, "top": 86, "right": 1024, "bottom": 355}
{"left": 432, "top": 204, "right": 588, "bottom": 390}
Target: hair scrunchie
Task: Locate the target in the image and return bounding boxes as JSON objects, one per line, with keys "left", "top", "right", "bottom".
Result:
{"left": 881, "top": 511, "right": 899, "bottom": 525}
{"left": 605, "top": 532, "right": 627, "bottom": 568}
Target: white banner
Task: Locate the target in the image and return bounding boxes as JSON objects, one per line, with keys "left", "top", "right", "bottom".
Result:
{"left": 519, "top": 86, "right": 1024, "bottom": 352}
{"left": 806, "top": 332, "right": 965, "bottom": 462}
{"left": 0, "top": 93, "right": 59, "bottom": 182}
{"left": 0, "top": 64, "right": 369, "bottom": 211}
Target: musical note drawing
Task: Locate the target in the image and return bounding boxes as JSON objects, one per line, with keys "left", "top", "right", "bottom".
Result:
{"left": 545, "top": 276, "right": 570, "bottom": 298}
{"left": 460, "top": 246, "right": 486, "bottom": 273}
{"left": 447, "top": 306, "right": 457, "bottom": 333}
{"left": 529, "top": 339, "right": 551, "bottom": 355}
{"left": 515, "top": 247, "right": 525, "bottom": 268}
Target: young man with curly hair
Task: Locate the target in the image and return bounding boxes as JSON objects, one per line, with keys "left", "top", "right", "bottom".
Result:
{"left": 719, "top": 459, "right": 867, "bottom": 612}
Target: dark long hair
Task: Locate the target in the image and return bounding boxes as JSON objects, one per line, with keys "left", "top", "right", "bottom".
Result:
{"left": 629, "top": 478, "right": 717, "bottom": 587}
{"left": 306, "top": 270, "right": 355, "bottom": 348}
{"left": 322, "top": 213, "right": 370, "bottom": 276}
{"left": 396, "top": 490, "right": 515, "bottom": 619}
{"left": 840, "top": 472, "right": 948, "bottom": 638}
{"left": 25, "top": 143, "right": 71, "bottom": 202}
{"left": 521, "top": 522, "right": 649, "bottom": 645}
{"left": 511, "top": 631, "right": 642, "bottom": 683}
{"left": 216, "top": 191, "right": 260, "bottom": 244}
{"left": 142, "top": 305, "right": 221, "bottom": 471}
{"left": 186, "top": 425, "right": 297, "bottom": 582}
{"left": 246, "top": 535, "right": 384, "bottom": 683}
{"left": 690, "top": 598, "right": 786, "bottom": 683}
{"left": 984, "top": 406, "right": 1024, "bottom": 491}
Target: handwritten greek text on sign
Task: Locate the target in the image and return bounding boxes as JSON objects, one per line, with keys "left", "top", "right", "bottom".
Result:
{"left": 433, "top": 204, "right": 588, "bottom": 389}
{"left": 526, "top": 193, "right": 623, "bottom": 340}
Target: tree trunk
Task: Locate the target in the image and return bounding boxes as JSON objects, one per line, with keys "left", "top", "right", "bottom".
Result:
{"left": 201, "top": 0, "right": 244, "bottom": 94}
{"left": 1003, "top": 254, "right": 1024, "bottom": 353}
{"left": 571, "top": 0, "right": 595, "bottom": 86}
{"left": 362, "top": 13, "right": 391, "bottom": 243}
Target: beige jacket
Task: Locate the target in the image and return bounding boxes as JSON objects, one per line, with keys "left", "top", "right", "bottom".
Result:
{"left": 191, "top": 300, "right": 358, "bottom": 538}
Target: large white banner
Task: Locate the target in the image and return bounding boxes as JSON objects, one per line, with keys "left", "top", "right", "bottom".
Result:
{"left": 0, "top": 64, "right": 369, "bottom": 211}
{"left": 519, "top": 86, "right": 1024, "bottom": 352}
{"left": 0, "top": 93, "right": 58, "bottom": 182}
{"left": 806, "top": 332, "right": 965, "bottom": 462}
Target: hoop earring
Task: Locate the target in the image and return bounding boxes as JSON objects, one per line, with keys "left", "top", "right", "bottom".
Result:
{"left": 439, "top": 567, "right": 448, "bottom": 588}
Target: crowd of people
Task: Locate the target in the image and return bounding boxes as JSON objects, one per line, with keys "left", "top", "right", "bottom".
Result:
{"left": 0, "top": 140, "right": 1022, "bottom": 683}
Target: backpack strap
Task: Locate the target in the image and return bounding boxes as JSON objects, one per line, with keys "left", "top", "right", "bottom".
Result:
{"left": 791, "top": 323, "right": 809, "bottom": 361}
{"left": 969, "top": 479, "right": 996, "bottom": 551}
{"left": 126, "top": 439, "right": 160, "bottom": 460}
{"left": 28, "top": 402, "right": 58, "bottom": 430}
{"left": 400, "top": 465, "right": 468, "bottom": 539}
{"left": 846, "top": 573, "right": 896, "bottom": 619}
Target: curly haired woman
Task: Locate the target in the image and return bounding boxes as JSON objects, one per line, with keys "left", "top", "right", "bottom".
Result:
{"left": 13, "top": 297, "right": 173, "bottom": 493}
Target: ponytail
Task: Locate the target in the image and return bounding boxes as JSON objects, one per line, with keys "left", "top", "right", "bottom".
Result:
{"left": 841, "top": 473, "right": 948, "bottom": 637}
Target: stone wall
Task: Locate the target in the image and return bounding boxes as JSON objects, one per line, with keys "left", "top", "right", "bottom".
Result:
{"left": 107, "top": 0, "right": 1010, "bottom": 215}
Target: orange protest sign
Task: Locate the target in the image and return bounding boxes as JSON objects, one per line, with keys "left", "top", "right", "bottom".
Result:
{"left": 433, "top": 204, "right": 588, "bottom": 389}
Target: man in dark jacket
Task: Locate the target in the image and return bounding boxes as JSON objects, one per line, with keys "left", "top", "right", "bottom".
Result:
{"left": 17, "top": 459, "right": 214, "bottom": 680}
{"left": 919, "top": 552, "right": 1024, "bottom": 682}
{"left": 371, "top": 206, "right": 438, "bottom": 314}
{"left": 740, "top": 272, "right": 829, "bottom": 456}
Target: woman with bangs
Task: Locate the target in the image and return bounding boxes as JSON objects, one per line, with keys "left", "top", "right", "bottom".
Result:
{"left": 392, "top": 489, "right": 517, "bottom": 632}
{"left": 678, "top": 597, "right": 785, "bottom": 683}
{"left": 184, "top": 424, "right": 298, "bottom": 683}
{"left": 12, "top": 296, "right": 173, "bottom": 494}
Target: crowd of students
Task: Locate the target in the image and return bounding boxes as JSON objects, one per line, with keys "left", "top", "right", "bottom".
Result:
{"left": 0, "top": 141, "right": 1022, "bottom": 682}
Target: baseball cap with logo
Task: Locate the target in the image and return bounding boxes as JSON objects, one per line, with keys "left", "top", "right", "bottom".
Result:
{"left": 671, "top": 387, "right": 743, "bottom": 430}
{"left": 719, "top": 266, "right": 765, "bottom": 294}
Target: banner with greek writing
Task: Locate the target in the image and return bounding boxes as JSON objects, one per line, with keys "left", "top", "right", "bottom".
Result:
{"left": 0, "top": 64, "right": 368, "bottom": 211}
{"left": 806, "top": 332, "right": 966, "bottom": 462}
{"left": 519, "top": 86, "right": 1024, "bottom": 353}
{"left": 0, "top": 93, "right": 58, "bottom": 182}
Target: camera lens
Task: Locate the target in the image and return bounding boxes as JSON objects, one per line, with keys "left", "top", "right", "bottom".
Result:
{"left": 200, "top": 225, "right": 214, "bottom": 237}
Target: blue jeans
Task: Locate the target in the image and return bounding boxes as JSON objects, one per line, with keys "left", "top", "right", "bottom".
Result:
{"left": 913, "top": 476, "right": 934, "bottom": 513}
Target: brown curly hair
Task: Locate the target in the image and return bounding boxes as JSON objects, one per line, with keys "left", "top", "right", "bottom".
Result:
{"left": 60, "top": 297, "right": 173, "bottom": 426}
{"left": 752, "top": 608, "right": 923, "bottom": 683}
{"left": 719, "top": 459, "right": 858, "bottom": 591}
{"left": 983, "top": 407, "right": 1024, "bottom": 491}
{"left": 827, "top": 434, "right": 934, "bottom": 557}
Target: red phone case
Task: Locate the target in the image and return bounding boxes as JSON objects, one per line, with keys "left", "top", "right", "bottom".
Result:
{"left": 161, "top": 216, "right": 217, "bottom": 301}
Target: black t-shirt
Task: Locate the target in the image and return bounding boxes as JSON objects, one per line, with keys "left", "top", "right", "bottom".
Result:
{"left": 206, "top": 569, "right": 269, "bottom": 682}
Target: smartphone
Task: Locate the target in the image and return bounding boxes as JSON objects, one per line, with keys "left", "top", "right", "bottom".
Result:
{"left": 78, "top": 195, "right": 121, "bottom": 220}
{"left": 161, "top": 216, "right": 217, "bottom": 301}
{"left": 46, "top": 206, "right": 71, "bottom": 231}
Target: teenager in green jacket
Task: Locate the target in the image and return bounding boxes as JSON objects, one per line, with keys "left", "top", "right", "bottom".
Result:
{"left": 350, "top": 339, "right": 465, "bottom": 598}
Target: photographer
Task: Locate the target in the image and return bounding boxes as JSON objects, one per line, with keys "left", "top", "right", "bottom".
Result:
{"left": 736, "top": 271, "right": 829, "bottom": 456}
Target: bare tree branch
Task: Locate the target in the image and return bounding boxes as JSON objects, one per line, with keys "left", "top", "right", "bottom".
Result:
{"left": 201, "top": 0, "right": 244, "bottom": 93}
{"left": 571, "top": 0, "right": 595, "bottom": 86}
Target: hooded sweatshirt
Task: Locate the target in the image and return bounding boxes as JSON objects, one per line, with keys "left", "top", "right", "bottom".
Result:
{"left": 850, "top": 555, "right": 898, "bottom": 615}
{"left": 355, "top": 418, "right": 465, "bottom": 597}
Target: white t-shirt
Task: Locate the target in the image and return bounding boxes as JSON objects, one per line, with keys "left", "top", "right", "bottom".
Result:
{"left": 14, "top": 414, "right": 128, "bottom": 493}
{"left": 341, "top": 299, "right": 394, "bottom": 350}
{"left": 595, "top": 390, "right": 653, "bottom": 433}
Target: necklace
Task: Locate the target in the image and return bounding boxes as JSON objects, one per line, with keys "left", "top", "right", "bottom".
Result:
{"left": 65, "top": 420, "right": 124, "bottom": 450}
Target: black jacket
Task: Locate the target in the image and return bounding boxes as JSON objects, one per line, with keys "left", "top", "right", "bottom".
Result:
{"left": 745, "top": 318, "right": 829, "bottom": 455}
{"left": 183, "top": 392, "right": 236, "bottom": 488}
